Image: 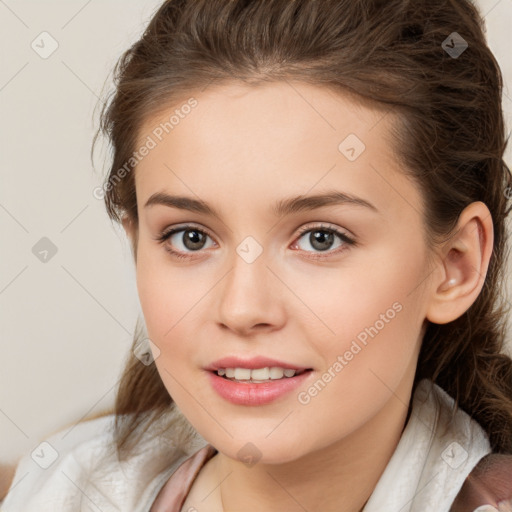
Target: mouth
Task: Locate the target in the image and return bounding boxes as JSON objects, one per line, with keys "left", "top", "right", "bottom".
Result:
{"left": 206, "top": 366, "right": 315, "bottom": 406}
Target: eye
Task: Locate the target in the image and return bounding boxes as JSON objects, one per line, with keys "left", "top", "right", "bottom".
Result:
{"left": 291, "top": 224, "right": 356, "bottom": 258}
{"left": 155, "top": 223, "right": 356, "bottom": 261}
{"left": 156, "top": 225, "right": 216, "bottom": 259}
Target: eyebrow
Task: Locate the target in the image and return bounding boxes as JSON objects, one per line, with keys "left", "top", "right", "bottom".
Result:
{"left": 144, "top": 190, "right": 379, "bottom": 218}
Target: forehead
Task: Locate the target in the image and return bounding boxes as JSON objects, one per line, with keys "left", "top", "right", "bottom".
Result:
{"left": 134, "top": 81, "right": 422, "bottom": 221}
{"left": 138, "top": 81, "right": 390, "bottom": 155}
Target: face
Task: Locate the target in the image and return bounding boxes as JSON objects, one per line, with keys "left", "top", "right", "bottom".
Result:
{"left": 129, "top": 81, "right": 433, "bottom": 463}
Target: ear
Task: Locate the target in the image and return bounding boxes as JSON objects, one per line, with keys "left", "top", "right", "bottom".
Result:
{"left": 425, "top": 201, "right": 494, "bottom": 325}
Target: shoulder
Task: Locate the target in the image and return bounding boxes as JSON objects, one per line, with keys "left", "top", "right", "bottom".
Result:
{"left": 450, "top": 453, "right": 512, "bottom": 511}
{"left": 1, "top": 414, "right": 117, "bottom": 511}
{"left": 1, "top": 412, "right": 198, "bottom": 512}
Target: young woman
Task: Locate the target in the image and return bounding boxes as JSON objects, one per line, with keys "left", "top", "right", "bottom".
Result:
{"left": 3, "top": 0, "right": 512, "bottom": 510}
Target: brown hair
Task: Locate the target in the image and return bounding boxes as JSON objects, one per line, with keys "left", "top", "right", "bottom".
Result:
{"left": 95, "top": 0, "right": 512, "bottom": 459}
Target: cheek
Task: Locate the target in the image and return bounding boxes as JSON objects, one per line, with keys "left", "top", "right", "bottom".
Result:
{"left": 286, "top": 237, "right": 426, "bottom": 339}
{"left": 286, "top": 241, "right": 427, "bottom": 403}
{"left": 285, "top": 263, "right": 425, "bottom": 452}
{"left": 134, "top": 245, "right": 212, "bottom": 402}
{"left": 135, "top": 244, "right": 206, "bottom": 340}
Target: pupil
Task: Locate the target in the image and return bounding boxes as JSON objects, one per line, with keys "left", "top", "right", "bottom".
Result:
{"left": 310, "top": 231, "right": 333, "bottom": 251}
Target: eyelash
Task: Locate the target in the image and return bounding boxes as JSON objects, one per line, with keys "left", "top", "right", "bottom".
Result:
{"left": 155, "top": 223, "right": 357, "bottom": 261}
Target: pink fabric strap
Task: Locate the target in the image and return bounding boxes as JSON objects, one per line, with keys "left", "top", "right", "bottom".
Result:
{"left": 150, "top": 444, "right": 218, "bottom": 512}
{"left": 450, "top": 453, "right": 512, "bottom": 511}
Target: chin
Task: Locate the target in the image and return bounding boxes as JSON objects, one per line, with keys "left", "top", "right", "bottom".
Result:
{"left": 212, "top": 436, "right": 313, "bottom": 466}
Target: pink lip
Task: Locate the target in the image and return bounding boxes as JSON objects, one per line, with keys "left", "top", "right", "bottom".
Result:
{"left": 207, "top": 369, "right": 313, "bottom": 406}
{"left": 204, "top": 356, "right": 312, "bottom": 371}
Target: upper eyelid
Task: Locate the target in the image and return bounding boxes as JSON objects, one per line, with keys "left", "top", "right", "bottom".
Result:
{"left": 161, "top": 223, "right": 216, "bottom": 241}
{"left": 161, "top": 222, "right": 350, "bottom": 238}
{"left": 296, "top": 222, "right": 351, "bottom": 236}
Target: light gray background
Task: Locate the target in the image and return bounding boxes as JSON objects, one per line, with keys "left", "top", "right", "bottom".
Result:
{"left": 1, "top": 0, "right": 511, "bottom": 463}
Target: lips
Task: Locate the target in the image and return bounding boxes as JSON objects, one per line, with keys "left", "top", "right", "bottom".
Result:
{"left": 207, "top": 368, "right": 314, "bottom": 406}
{"left": 204, "top": 355, "right": 312, "bottom": 372}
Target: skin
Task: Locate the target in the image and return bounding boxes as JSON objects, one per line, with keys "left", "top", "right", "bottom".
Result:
{"left": 123, "top": 81, "right": 493, "bottom": 512}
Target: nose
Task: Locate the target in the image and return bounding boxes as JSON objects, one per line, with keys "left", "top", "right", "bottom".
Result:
{"left": 216, "top": 250, "right": 287, "bottom": 336}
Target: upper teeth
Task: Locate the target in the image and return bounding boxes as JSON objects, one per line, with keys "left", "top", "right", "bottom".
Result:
{"left": 218, "top": 367, "right": 299, "bottom": 380}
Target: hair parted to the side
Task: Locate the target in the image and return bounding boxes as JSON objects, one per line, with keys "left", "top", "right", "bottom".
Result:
{"left": 95, "top": 0, "right": 512, "bottom": 460}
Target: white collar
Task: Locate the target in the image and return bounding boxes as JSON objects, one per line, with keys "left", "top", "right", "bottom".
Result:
{"left": 363, "top": 378, "right": 491, "bottom": 511}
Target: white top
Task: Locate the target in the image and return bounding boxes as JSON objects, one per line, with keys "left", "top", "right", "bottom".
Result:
{"left": 2, "top": 379, "right": 492, "bottom": 511}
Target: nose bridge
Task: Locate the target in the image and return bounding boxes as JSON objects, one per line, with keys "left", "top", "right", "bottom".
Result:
{"left": 216, "top": 243, "right": 285, "bottom": 333}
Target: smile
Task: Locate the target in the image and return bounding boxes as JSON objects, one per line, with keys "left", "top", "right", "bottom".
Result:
{"left": 207, "top": 368, "right": 314, "bottom": 406}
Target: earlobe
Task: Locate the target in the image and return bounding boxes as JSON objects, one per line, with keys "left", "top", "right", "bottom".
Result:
{"left": 425, "top": 201, "right": 494, "bottom": 325}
